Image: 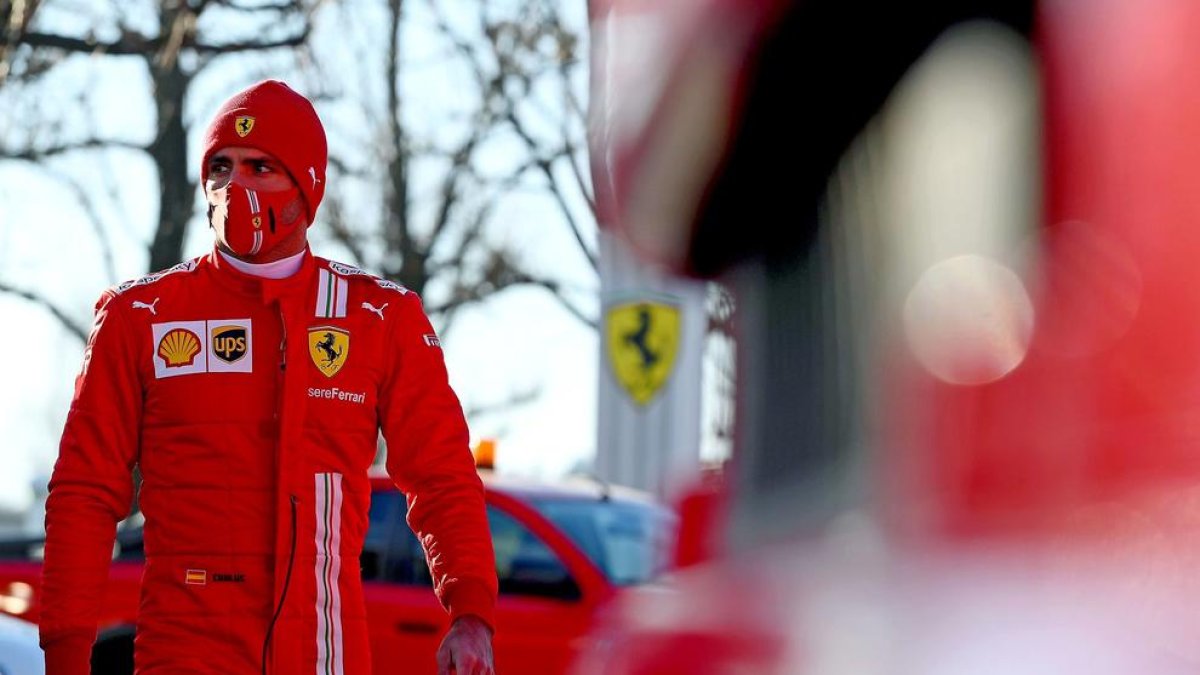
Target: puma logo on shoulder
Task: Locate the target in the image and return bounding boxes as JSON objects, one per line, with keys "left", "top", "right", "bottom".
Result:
{"left": 132, "top": 298, "right": 160, "bottom": 316}
{"left": 362, "top": 302, "right": 388, "bottom": 320}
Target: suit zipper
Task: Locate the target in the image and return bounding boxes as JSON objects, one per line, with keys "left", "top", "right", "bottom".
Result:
{"left": 261, "top": 495, "right": 298, "bottom": 675}
{"left": 279, "top": 310, "right": 287, "bottom": 374}
{"left": 262, "top": 304, "right": 292, "bottom": 674}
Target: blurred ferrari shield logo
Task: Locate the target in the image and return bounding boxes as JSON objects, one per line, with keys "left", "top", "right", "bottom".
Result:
{"left": 309, "top": 327, "right": 349, "bottom": 377}
{"left": 235, "top": 116, "right": 256, "bottom": 137}
{"left": 605, "top": 301, "right": 680, "bottom": 405}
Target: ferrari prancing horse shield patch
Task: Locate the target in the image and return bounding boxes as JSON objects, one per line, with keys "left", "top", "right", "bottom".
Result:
{"left": 234, "top": 116, "right": 255, "bottom": 137}
{"left": 309, "top": 327, "right": 349, "bottom": 378}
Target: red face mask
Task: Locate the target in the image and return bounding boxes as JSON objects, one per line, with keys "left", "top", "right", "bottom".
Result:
{"left": 206, "top": 181, "right": 306, "bottom": 258}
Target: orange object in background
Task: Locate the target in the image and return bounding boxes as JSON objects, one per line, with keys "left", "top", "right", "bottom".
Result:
{"left": 473, "top": 438, "right": 497, "bottom": 471}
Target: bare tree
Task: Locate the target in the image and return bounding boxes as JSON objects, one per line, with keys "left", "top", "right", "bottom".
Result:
{"left": 0, "top": 0, "right": 325, "bottom": 338}
{"left": 312, "top": 0, "right": 597, "bottom": 335}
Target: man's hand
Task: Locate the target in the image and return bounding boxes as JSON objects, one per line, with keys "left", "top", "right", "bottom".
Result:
{"left": 436, "top": 614, "right": 495, "bottom": 675}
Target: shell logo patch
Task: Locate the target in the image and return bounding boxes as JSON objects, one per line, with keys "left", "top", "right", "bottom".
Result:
{"left": 234, "top": 116, "right": 255, "bottom": 137}
{"left": 158, "top": 329, "right": 201, "bottom": 367}
{"left": 152, "top": 321, "right": 208, "bottom": 378}
{"left": 309, "top": 327, "right": 349, "bottom": 378}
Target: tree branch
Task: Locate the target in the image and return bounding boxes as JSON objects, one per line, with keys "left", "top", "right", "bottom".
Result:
{"left": 426, "top": 200, "right": 494, "bottom": 336}
{"left": 426, "top": 0, "right": 491, "bottom": 94}
{"left": 382, "top": 0, "right": 410, "bottom": 268}
{"left": 0, "top": 138, "right": 148, "bottom": 161}
{"left": 0, "top": 0, "right": 44, "bottom": 83}
{"left": 210, "top": 0, "right": 299, "bottom": 11}
{"left": 524, "top": 275, "right": 596, "bottom": 327}
{"left": 321, "top": 189, "right": 369, "bottom": 267}
{"left": 193, "top": 27, "right": 309, "bottom": 53}
{"left": 454, "top": 272, "right": 595, "bottom": 328}
{"left": 476, "top": 3, "right": 596, "bottom": 268}
{"left": 428, "top": 251, "right": 597, "bottom": 329}
{"left": 19, "top": 29, "right": 156, "bottom": 56}
{"left": 501, "top": 105, "right": 597, "bottom": 270}
{"left": 563, "top": 140, "right": 596, "bottom": 217}
{"left": 426, "top": 199, "right": 494, "bottom": 279}
{"left": 483, "top": 13, "right": 596, "bottom": 270}
{"left": 463, "top": 386, "right": 540, "bottom": 419}
{"left": 541, "top": 156, "right": 597, "bottom": 270}
{"left": 0, "top": 282, "right": 88, "bottom": 342}
{"left": 327, "top": 153, "right": 371, "bottom": 179}
{"left": 427, "top": 131, "right": 483, "bottom": 247}
{"left": 43, "top": 167, "right": 119, "bottom": 284}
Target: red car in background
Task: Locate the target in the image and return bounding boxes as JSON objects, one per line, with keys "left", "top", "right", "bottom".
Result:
{"left": 0, "top": 469, "right": 675, "bottom": 674}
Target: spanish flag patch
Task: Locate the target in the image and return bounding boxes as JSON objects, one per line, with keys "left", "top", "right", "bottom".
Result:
{"left": 185, "top": 569, "right": 207, "bottom": 586}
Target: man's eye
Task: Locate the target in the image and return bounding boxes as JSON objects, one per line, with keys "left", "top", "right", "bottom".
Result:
{"left": 255, "top": 164, "right": 273, "bottom": 174}
{"left": 210, "top": 164, "right": 230, "bottom": 174}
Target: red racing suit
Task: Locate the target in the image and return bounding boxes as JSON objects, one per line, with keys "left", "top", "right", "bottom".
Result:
{"left": 39, "top": 249, "right": 497, "bottom": 674}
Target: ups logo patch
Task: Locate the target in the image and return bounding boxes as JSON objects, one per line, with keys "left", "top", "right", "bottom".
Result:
{"left": 211, "top": 325, "right": 248, "bottom": 363}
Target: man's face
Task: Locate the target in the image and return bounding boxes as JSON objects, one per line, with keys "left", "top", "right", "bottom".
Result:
{"left": 205, "top": 146, "right": 308, "bottom": 262}
{"left": 205, "top": 146, "right": 296, "bottom": 193}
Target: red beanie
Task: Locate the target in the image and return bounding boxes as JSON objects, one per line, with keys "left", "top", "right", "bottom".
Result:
{"left": 201, "top": 80, "right": 328, "bottom": 224}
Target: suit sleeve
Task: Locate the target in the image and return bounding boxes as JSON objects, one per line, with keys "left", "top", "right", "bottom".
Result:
{"left": 378, "top": 292, "right": 498, "bottom": 630}
{"left": 40, "top": 291, "right": 142, "bottom": 674}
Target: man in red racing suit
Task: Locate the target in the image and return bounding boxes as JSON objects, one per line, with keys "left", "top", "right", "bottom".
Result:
{"left": 38, "top": 80, "right": 498, "bottom": 674}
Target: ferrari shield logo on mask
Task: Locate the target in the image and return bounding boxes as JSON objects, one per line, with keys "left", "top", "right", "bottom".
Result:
{"left": 234, "top": 116, "right": 255, "bottom": 137}
{"left": 309, "top": 327, "right": 349, "bottom": 378}
{"left": 605, "top": 300, "right": 681, "bottom": 405}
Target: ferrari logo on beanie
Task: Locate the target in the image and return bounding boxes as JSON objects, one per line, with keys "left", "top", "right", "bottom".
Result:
{"left": 235, "top": 116, "right": 256, "bottom": 137}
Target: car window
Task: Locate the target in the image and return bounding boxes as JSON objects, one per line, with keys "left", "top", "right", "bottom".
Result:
{"left": 366, "top": 491, "right": 582, "bottom": 600}
{"left": 361, "top": 489, "right": 399, "bottom": 581}
{"left": 486, "top": 506, "right": 581, "bottom": 601}
{"left": 528, "top": 498, "right": 675, "bottom": 586}
{"left": 362, "top": 490, "right": 424, "bottom": 584}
